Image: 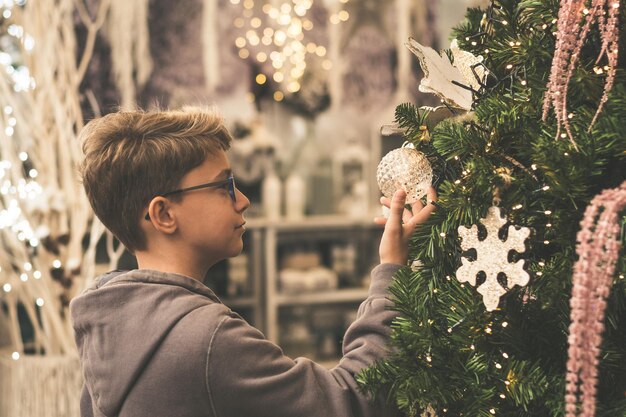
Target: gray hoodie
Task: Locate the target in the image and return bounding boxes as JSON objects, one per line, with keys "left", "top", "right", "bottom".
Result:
{"left": 70, "top": 264, "right": 403, "bottom": 417}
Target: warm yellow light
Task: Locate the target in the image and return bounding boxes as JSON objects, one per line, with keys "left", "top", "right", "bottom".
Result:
{"left": 262, "top": 3, "right": 272, "bottom": 13}
{"left": 251, "top": 17, "right": 262, "bottom": 28}
{"left": 330, "top": 14, "right": 340, "bottom": 24}
{"left": 322, "top": 59, "right": 332, "bottom": 70}
{"left": 302, "top": 19, "right": 313, "bottom": 30}
{"left": 273, "top": 72, "right": 284, "bottom": 82}
{"left": 287, "top": 81, "right": 301, "bottom": 92}
{"left": 235, "top": 37, "right": 246, "bottom": 48}
{"left": 238, "top": 48, "right": 250, "bottom": 59}
{"left": 278, "top": 14, "right": 291, "bottom": 25}
{"left": 294, "top": 5, "right": 307, "bottom": 16}
{"left": 256, "top": 52, "right": 267, "bottom": 62}
{"left": 280, "top": 3, "right": 291, "bottom": 13}
{"left": 256, "top": 74, "right": 267, "bottom": 85}
{"left": 315, "top": 45, "right": 327, "bottom": 56}
{"left": 274, "top": 30, "right": 287, "bottom": 44}
{"left": 234, "top": 18, "right": 245, "bottom": 28}
{"left": 243, "top": 0, "right": 254, "bottom": 9}
{"left": 246, "top": 92, "right": 255, "bottom": 103}
{"left": 273, "top": 91, "right": 284, "bottom": 101}
{"left": 338, "top": 10, "right": 349, "bottom": 21}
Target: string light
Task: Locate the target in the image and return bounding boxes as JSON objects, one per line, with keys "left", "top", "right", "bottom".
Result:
{"left": 12, "top": 352, "right": 20, "bottom": 360}
{"left": 501, "top": 322, "right": 508, "bottom": 328}
{"left": 52, "top": 259, "right": 62, "bottom": 268}
{"left": 232, "top": 0, "right": 348, "bottom": 94}
{"left": 36, "top": 298, "right": 44, "bottom": 307}
{"left": 3, "top": 283, "right": 11, "bottom": 292}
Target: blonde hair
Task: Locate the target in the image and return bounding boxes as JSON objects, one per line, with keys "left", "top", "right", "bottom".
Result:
{"left": 78, "top": 107, "right": 232, "bottom": 253}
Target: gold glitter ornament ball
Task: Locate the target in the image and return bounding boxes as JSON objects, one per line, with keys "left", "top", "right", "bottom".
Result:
{"left": 376, "top": 146, "right": 433, "bottom": 204}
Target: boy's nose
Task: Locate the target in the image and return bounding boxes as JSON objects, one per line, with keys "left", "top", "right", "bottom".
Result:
{"left": 235, "top": 188, "right": 250, "bottom": 213}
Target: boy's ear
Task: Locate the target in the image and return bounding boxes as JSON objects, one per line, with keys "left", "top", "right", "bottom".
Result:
{"left": 147, "top": 197, "right": 178, "bottom": 234}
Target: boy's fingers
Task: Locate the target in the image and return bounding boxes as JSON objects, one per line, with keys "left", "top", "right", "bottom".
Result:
{"left": 380, "top": 196, "right": 391, "bottom": 207}
{"left": 426, "top": 186, "right": 438, "bottom": 205}
{"left": 412, "top": 198, "right": 424, "bottom": 213}
{"left": 406, "top": 187, "right": 438, "bottom": 228}
{"left": 387, "top": 189, "right": 407, "bottom": 226}
{"left": 373, "top": 216, "right": 387, "bottom": 225}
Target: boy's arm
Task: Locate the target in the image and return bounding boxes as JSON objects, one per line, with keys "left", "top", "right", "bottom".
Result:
{"left": 206, "top": 262, "right": 402, "bottom": 417}
{"left": 206, "top": 190, "right": 436, "bottom": 417}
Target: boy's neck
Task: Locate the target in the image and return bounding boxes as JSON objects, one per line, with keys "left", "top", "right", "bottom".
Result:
{"left": 135, "top": 250, "right": 210, "bottom": 282}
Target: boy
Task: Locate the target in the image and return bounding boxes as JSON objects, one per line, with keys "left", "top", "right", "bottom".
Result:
{"left": 70, "top": 107, "right": 437, "bottom": 417}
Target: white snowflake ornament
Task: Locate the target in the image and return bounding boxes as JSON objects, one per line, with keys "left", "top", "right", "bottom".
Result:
{"left": 456, "top": 206, "right": 530, "bottom": 311}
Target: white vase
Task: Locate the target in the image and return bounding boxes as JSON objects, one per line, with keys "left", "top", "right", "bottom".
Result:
{"left": 285, "top": 173, "right": 306, "bottom": 220}
{"left": 262, "top": 172, "right": 282, "bottom": 220}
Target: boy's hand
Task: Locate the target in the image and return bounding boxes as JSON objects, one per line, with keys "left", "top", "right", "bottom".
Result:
{"left": 374, "top": 187, "right": 437, "bottom": 265}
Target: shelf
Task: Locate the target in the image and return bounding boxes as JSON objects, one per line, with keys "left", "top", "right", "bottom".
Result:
{"left": 221, "top": 296, "right": 257, "bottom": 308}
{"left": 246, "top": 215, "right": 382, "bottom": 231}
{"left": 275, "top": 288, "right": 369, "bottom": 306}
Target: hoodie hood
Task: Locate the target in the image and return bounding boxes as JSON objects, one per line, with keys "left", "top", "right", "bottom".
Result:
{"left": 70, "top": 269, "right": 220, "bottom": 417}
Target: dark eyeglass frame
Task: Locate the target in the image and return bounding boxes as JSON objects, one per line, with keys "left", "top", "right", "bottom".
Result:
{"left": 144, "top": 175, "right": 236, "bottom": 220}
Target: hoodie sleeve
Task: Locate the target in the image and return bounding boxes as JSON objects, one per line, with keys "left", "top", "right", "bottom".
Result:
{"left": 206, "top": 263, "right": 403, "bottom": 417}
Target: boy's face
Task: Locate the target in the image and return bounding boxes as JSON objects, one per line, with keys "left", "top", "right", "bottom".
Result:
{"left": 173, "top": 150, "right": 250, "bottom": 265}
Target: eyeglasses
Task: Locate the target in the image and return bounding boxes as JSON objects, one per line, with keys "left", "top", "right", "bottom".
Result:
{"left": 145, "top": 175, "right": 236, "bottom": 220}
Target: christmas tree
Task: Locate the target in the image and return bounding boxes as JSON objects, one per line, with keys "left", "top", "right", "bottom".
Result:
{"left": 358, "top": 1, "right": 626, "bottom": 416}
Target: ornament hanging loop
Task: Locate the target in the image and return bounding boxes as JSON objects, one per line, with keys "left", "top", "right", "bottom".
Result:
{"left": 492, "top": 187, "right": 501, "bottom": 207}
